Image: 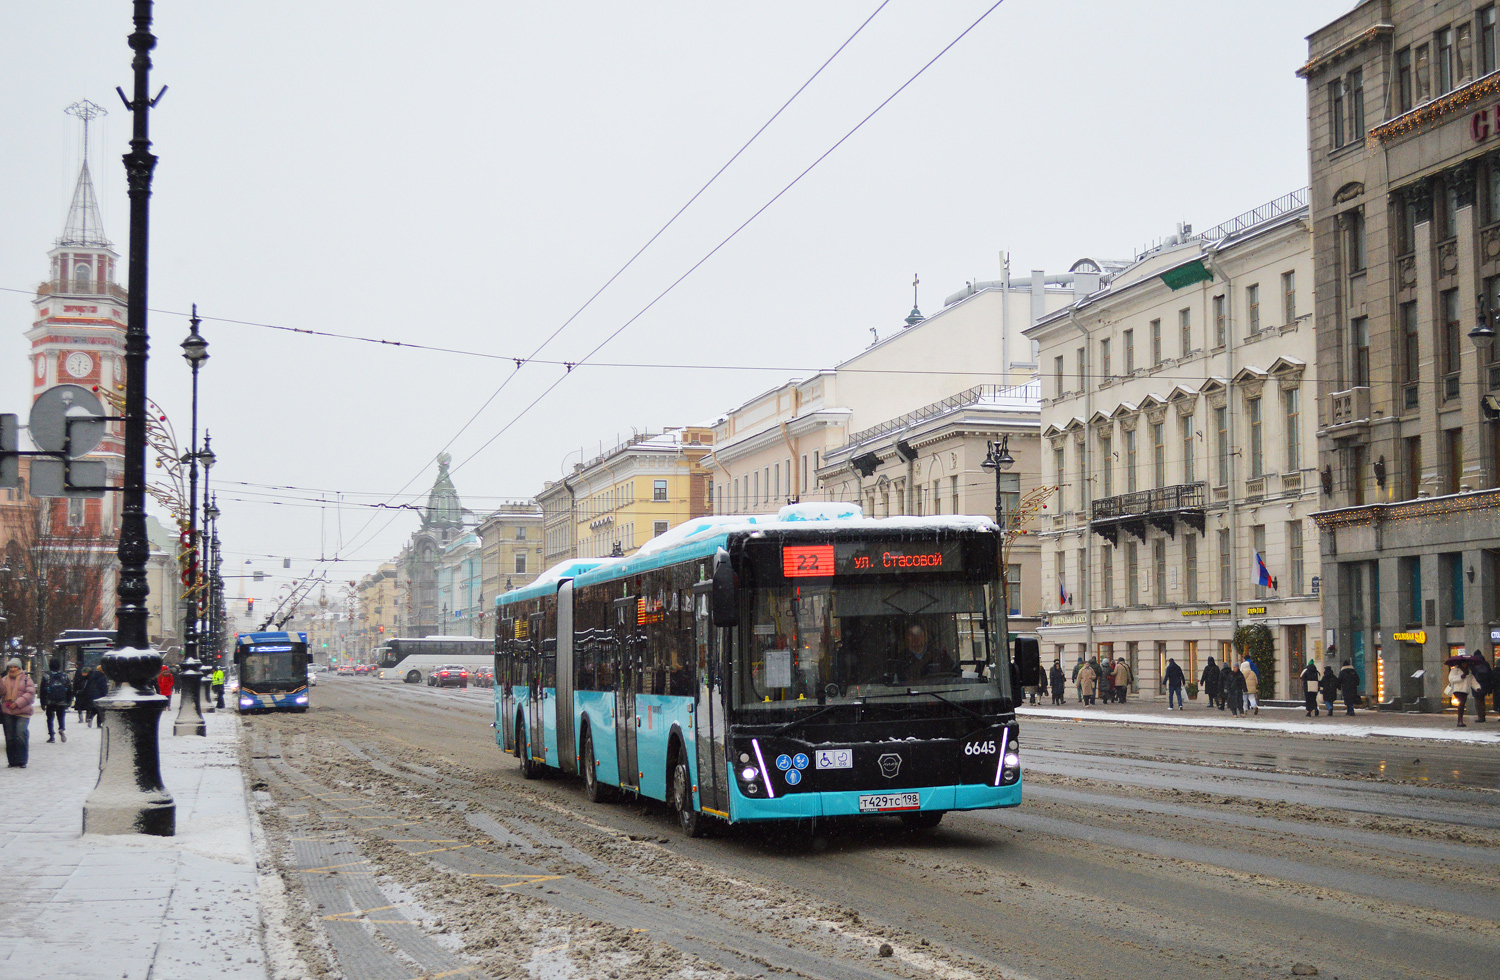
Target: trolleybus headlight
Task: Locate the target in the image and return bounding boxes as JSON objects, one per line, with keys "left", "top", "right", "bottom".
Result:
{"left": 740, "top": 766, "right": 758, "bottom": 781}
{"left": 239, "top": 698, "right": 253, "bottom": 707}
{"left": 295, "top": 695, "right": 308, "bottom": 704}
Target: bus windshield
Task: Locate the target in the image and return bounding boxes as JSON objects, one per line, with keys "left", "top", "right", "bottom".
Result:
{"left": 737, "top": 580, "right": 1005, "bottom": 710}
{"left": 241, "top": 650, "right": 306, "bottom": 686}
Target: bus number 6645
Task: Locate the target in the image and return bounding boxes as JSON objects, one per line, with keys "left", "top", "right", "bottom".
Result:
{"left": 963, "top": 740, "right": 997, "bottom": 755}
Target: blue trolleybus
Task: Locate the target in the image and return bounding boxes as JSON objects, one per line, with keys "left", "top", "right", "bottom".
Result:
{"left": 234, "top": 631, "right": 312, "bottom": 713}
{"left": 494, "top": 505, "right": 1037, "bottom": 836}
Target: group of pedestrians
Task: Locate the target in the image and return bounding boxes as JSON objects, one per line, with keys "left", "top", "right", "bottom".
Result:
{"left": 1190, "top": 656, "right": 1261, "bottom": 715}
{"left": 1296, "top": 659, "right": 1362, "bottom": 717}
{"left": 1065, "top": 654, "right": 1134, "bottom": 706}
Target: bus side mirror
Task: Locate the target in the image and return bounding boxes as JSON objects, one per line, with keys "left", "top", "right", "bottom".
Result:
{"left": 307, "top": 652, "right": 315, "bottom": 665}
{"left": 711, "top": 551, "right": 739, "bottom": 628}
{"left": 1013, "top": 636, "right": 1041, "bottom": 688}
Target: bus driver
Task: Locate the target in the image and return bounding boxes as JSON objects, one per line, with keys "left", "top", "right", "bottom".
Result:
{"left": 885, "top": 623, "right": 957, "bottom": 684}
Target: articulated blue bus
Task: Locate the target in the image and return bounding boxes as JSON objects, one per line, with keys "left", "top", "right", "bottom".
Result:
{"left": 234, "top": 631, "right": 312, "bottom": 712}
{"left": 494, "top": 504, "right": 1034, "bottom": 836}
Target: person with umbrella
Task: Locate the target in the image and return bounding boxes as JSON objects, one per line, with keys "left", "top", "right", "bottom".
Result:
{"left": 1471, "top": 651, "right": 1493, "bottom": 723}
{"left": 1445, "top": 654, "right": 1481, "bottom": 728}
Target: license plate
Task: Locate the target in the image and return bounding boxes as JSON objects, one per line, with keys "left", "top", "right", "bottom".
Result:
{"left": 858, "top": 792, "right": 921, "bottom": 813}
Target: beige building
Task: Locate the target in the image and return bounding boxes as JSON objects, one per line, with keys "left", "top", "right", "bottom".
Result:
{"left": 477, "top": 504, "right": 543, "bottom": 605}
{"left": 539, "top": 426, "right": 714, "bottom": 564}
{"left": 706, "top": 373, "right": 849, "bottom": 513}
{"left": 356, "top": 563, "right": 398, "bottom": 656}
{"left": 1027, "top": 193, "right": 1320, "bottom": 700}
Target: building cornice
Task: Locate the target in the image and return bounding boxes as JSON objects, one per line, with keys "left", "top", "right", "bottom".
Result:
{"left": 1368, "top": 70, "right": 1500, "bottom": 145}
{"left": 1296, "top": 22, "right": 1392, "bottom": 80}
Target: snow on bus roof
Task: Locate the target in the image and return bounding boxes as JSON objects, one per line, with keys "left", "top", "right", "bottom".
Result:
{"left": 496, "top": 556, "right": 620, "bottom": 605}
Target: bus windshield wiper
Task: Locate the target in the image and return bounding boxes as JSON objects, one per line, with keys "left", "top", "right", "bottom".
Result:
{"left": 856, "top": 688, "right": 987, "bottom": 723}
{"left": 772, "top": 702, "right": 849, "bottom": 736}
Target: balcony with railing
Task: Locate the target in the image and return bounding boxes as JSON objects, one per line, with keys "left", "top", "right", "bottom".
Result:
{"left": 1090, "top": 482, "right": 1206, "bottom": 545}
{"left": 36, "top": 279, "right": 128, "bottom": 302}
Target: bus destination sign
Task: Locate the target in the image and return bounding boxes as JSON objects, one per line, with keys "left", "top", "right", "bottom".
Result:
{"left": 783, "top": 540, "right": 962, "bottom": 578}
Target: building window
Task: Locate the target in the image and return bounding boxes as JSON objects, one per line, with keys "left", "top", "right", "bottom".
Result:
{"left": 1154, "top": 538, "right": 1167, "bottom": 606}
{"left": 1447, "top": 428, "right": 1465, "bottom": 494}
{"left": 1444, "top": 552, "right": 1466, "bottom": 622}
{"left": 1054, "top": 355, "right": 1065, "bottom": 396}
{"left": 1287, "top": 520, "right": 1304, "bottom": 595}
{"left": 1101, "top": 544, "right": 1114, "bottom": 606}
{"left": 1215, "top": 406, "right": 1229, "bottom": 486}
{"left": 1284, "top": 388, "right": 1301, "bottom": 472}
{"left": 1006, "top": 564, "right": 1021, "bottom": 615}
{"left": 1152, "top": 422, "right": 1165, "bottom": 488}
{"left": 1181, "top": 414, "right": 1195, "bottom": 483}
{"left": 1281, "top": 271, "right": 1296, "bottom": 324}
{"left": 1057, "top": 550, "right": 1067, "bottom": 607}
{"left": 1484, "top": 7, "right": 1498, "bottom": 76}
{"left": 67, "top": 496, "right": 85, "bottom": 527}
{"left": 1076, "top": 443, "right": 1087, "bottom": 511}
{"left": 515, "top": 525, "right": 527, "bottom": 540}
{"left": 653, "top": 520, "right": 669, "bottom": 537}
{"left": 1100, "top": 434, "right": 1113, "bottom": 497}
{"left": 1444, "top": 180, "right": 1460, "bottom": 239}
{"left": 1352, "top": 316, "right": 1370, "bottom": 387}
{"left": 1054, "top": 446, "right": 1066, "bottom": 500}
{"left": 1442, "top": 288, "right": 1461, "bottom": 390}
{"left": 1344, "top": 210, "right": 1364, "bottom": 272}
{"left": 1405, "top": 435, "right": 1422, "bottom": 500}
{"left": 1213, "top": 296, "right": 1226, "bottom": 348}
{"left": 1100, "top": 338, "right": 1111, "bottom": 380}
{"left": 1248, "top": 397, "right": 1263, "bottom": 478}
{"left": 1185, "top": 534, "right": 1198, "bottom": 602}
{"left": 1218, "top": 528, "right": 1231, "bottom": 601}
{"left": 1437, "top": 26, "right": 1454, "bottom": 94}
{"left": 1124, "top": 330, "right": 1135, "bottom": 374}
{"left": 1077, "top": 548, "right": 1087, "bottom": 606}
{"left": 1350, "top": 445, "right": 1368, "bottom": 505}
{"left": 1077, "top": 347, "right": 1086, "bottom": 390}
{"left": 1401, "top": 301, "right": 1420, "bottom": 388}
{"left": 1397, "top": 46, "right": 1413, "bottom": 112}
{"left": 1126, "top": 542, "right": 1139, "bottom": 606}
{"left": 1401, "top": 556, "right": 1422, "bottom": 624}
{"left": 1349, "top": 67, "right": 1365, "bottom": 138}
{"left": 998, "top": 473, "right": 1020, "bottom": 528}
{"left": 1416, "top": 42, "right": 1432, "bottom": 104}
{"left": 1328, "top": 78, "right": 1345, "bottom": 148}
{"left": 1179, "top": 308, "right": 1191, "bottom": 355}
{"left": 515, "top": 554, "right": 527, "bottom": 574}
{"left": 1252, "top": 525, "right": 1268, "bottom": 599}
{"left": 1151, "top": 319, "right": 1162, "bottom": 366}
{"left": 951, "top": 475, "right": 959, "bottom": 514}
{"left": 1246, "top": 284, "right": 1260, "bottom": 335}
{"left": 1125, "top": 428, "right": 1138, "bottom": 493}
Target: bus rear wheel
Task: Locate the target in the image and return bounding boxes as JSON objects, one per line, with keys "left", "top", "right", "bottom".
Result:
{"left": 581, "top": 729, "right": 614, "bottom": 803}
{"left": 671, "top": 757, "right": 704, "bottom": 838}
{"left": 405, "top": 670, "right": 421, "bottom": 684}
{"left": 517, "top": 718, "right": 539, "bottom": 779}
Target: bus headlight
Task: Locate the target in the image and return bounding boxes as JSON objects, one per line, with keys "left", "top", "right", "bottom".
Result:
{"left": 239, "top": 698, "right": 254, "bottom": 707}
{"left": 295, "top": 695, "right": 308, "bottom": 704}
{"left": 740, "top": 766, "right": 758, "bottom": 781}
{"left": 1003, "top": 752, "right": 1019, "bottom": 768}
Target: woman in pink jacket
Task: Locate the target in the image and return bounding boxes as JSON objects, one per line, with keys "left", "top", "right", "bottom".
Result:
{"left": 0, "top": 658, "right": 37, "bottom": 768}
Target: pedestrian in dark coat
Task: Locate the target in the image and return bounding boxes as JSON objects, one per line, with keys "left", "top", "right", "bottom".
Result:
{"left": 1338, "top": 660, "right": 1360, "bottom": 715}
{"left": 1072, "top": 656, "right": 1085, "bottom": 703}
{"left": 1049, "top": 661, "right": 1066, "bottom": 705}
{"left": 1222, "top": 664, "right": 1245, "bottom": 716}
{"left": 1201, "top": 658, "right": 1221, "bottom": 709}
{"left": 1471, "top": 652, "right": 1493, "bottom": 723}
{"left": 1163, "top": 658, "right": 1186, "bottom": 710}
{"left": 83, "top": 666, "right": 109, "bottom": 727}
{"left": 39, "top": 657, "right": 71, "bottom": 743}
{"left": 72, "top": 666, "right": 90, "bottom": 724}
{"left": 1300, "top": 660, "right": 1321, "bottom": 717}
{"left": 1319, "top": 666, "right": 1338, "bottom": 716}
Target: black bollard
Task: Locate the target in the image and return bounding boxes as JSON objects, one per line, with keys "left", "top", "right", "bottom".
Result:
{"left": 83, "top": 647, "right": 175, "bottom": 836}
{"left": 173, "top": 658, "right": 206, "bottom": 736}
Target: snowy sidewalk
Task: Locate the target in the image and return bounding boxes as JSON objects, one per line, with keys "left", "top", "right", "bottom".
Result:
{"left": 0, "top": 702, "right": 267, "bottom": 980}
{"left": 1017, "top": 700, "right": 1500, "bottom": 744}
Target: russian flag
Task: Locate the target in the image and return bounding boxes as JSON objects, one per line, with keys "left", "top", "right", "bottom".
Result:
{"left": 1254, "top": 552, "right": 1273, "bottom": 588}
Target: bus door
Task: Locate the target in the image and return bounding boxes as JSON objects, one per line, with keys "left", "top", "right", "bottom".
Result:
{"left": 612, "top": 596, "right": 639, "bottom": 791}
{"left": 529, "top": 613, "right": 548, "bottom": 764}
{"left": 496, "top": 620, "right": 513, "bottom": 751}
{"left": 692, "top": 583, "right": 727, "bottom": 814}
{"left": 556, "top": 583, "right": 577, "bottom": 774}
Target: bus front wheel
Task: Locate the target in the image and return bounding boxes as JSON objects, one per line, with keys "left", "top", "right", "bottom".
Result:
{"left": 900, "top": 811, "right": 944, "bottom": 831}
{"left": 671, "top": 755, "right": 704, "bottom": 838}
{"left": 405, "top": 670, "right": 421, "bottom": 684}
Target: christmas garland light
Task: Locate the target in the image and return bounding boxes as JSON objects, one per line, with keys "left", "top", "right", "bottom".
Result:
{"left": 1312, "top": 486, "right": 1500, "bottom": 530}
{"left": 1371, "top": 72, "right": 1500, "bottom": 144}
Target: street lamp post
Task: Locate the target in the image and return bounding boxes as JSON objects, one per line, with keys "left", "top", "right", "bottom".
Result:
{"left": 198, "top": 433, "right": 215, "bottom": 663}
{"left": 85, "top": 0, "right": 175, "bottom": 837}
{"left": 180, "top": 311, "right": 208, "bottom": 666}
{"left": 981, "top": 435, "right": 1015, "bottom": 666}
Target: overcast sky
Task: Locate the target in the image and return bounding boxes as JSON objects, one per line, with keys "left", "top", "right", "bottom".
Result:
{"left": 1, "top": 0, "right": 1354, "bottom": 597}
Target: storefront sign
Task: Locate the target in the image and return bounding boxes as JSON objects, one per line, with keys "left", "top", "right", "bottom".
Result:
{"left": 1049, "top": 613, "right": 1087, "bottom": 626}
{"left": 1310, "top": 576, "right": 1320, "bottom": 596}
{"left": 1245, "top": 606, "right": 1267, "bottom": 615}
{"left": 1393, "top": 630, "right": 1426, "bottom": 644}
{"left": 1473, "top": 104, "right": 1500, "bottom": 141}
{"left": 1489, "top": 628, "right": 1500, "bottom": 643}
{"left": 1182, "top": 608, "right": 1231, "bottom": 617}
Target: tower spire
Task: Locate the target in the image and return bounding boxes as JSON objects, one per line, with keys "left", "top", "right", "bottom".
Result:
{"left": 59, "top": 100, "right": 111, "bottom": 248}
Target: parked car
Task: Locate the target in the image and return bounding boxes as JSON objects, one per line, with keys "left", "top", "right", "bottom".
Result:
{"left": 428, "top": 664, "right": 469, "bottom": 688}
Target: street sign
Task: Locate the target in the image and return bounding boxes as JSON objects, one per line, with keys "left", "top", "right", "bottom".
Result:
{"left": 29, "top": 457, "right": 106, "bottom": 498}
{"left": 28, "top": 384, "right": 105, "bottom": 457}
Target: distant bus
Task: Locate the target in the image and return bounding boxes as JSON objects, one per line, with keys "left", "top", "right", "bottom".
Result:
{"left": 373, "top": 636, "right": 494, "bottom": 684}
{"left": 234, "top": 631, "right": 311, "bottom": 712}
{"left": 54, "top": 630, "right": 115, "bottom": 673}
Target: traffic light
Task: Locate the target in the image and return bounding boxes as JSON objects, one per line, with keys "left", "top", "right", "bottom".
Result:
{"left": 378, "top": 625, "right": 385, "bottom": 634}
{"left": 321, "top": 642, "right": 327, "bottom": 649}
{"left": 247, "top": 598, "right": 255, "bottom": 615}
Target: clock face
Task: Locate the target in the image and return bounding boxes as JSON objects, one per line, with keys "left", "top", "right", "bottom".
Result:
{"left": 64, "top": 351, "right": 93, "bottom": 378}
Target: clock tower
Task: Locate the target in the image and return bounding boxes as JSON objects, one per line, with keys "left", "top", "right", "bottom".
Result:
{"left": 24, "top": 150, "right": 127, "bottom": 538}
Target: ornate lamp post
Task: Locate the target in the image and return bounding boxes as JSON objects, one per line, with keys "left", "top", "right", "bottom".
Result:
{"left": 981, "top": 435, "right": 1016, "bottom": 664}
{"left": 1473, "top": 292, "right": 1497, "bottom": 349}
{"left": 180, "top": 311, "right": 208, "bottom": 665}
{"left": 85, "top": 0, "right": 174, "bottom": 837}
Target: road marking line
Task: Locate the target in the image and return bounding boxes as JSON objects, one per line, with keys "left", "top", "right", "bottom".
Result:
{"left": 322, "top": 904, "right": 400, "bottom": 921}
{"left": 301, "top": 860, "right": 370, "bottom": 873}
